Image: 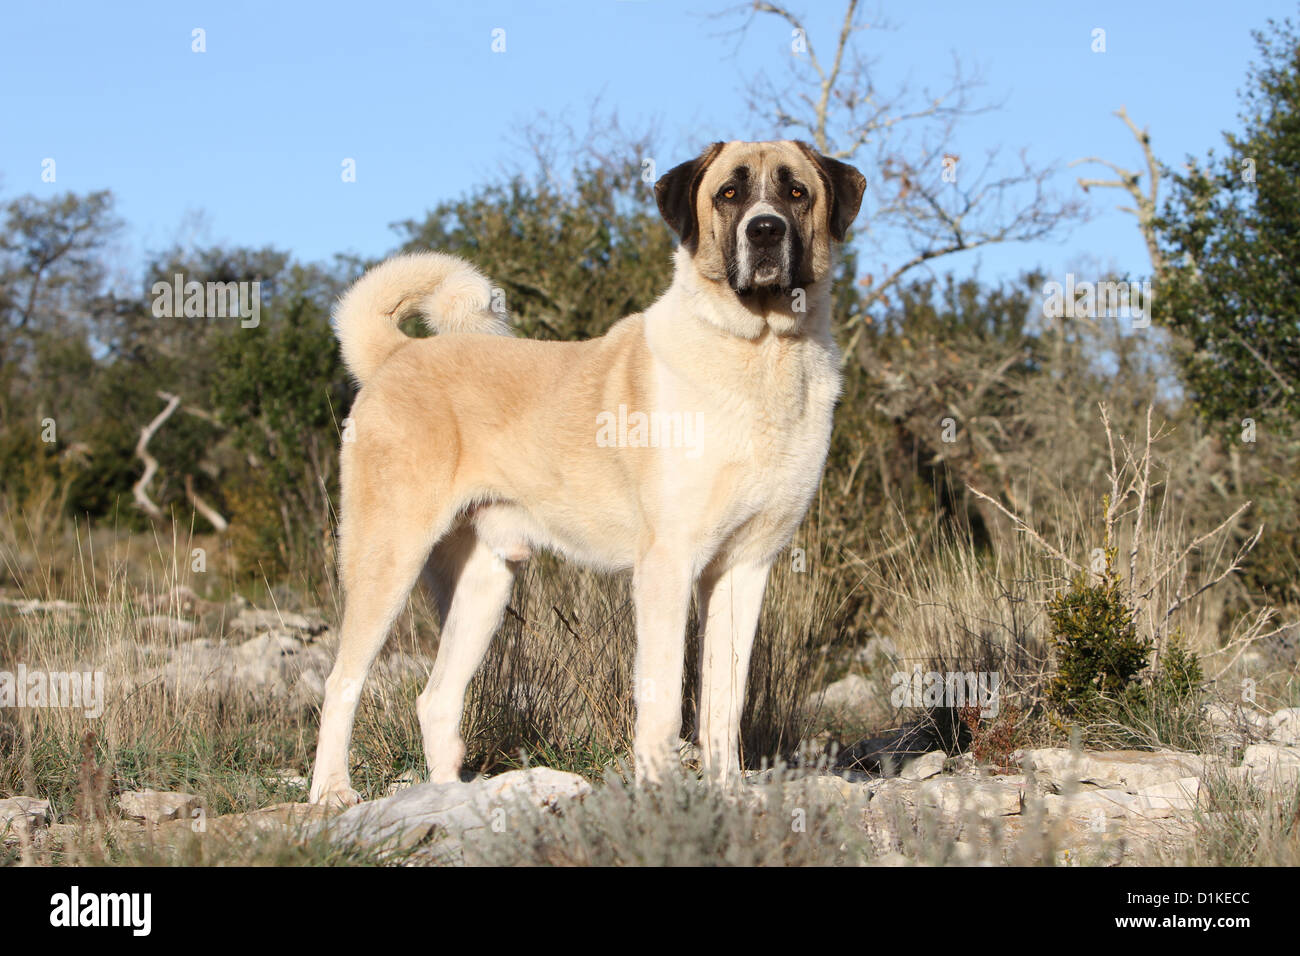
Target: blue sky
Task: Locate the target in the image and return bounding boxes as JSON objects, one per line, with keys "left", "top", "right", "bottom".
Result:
{"left": 3, "top": 1, "right": 1293, "bottom": 290}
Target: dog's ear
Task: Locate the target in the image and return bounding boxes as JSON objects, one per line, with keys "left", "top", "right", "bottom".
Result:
{"left": 795, "top": 142, "right": 867, "bottom": 241}
{"left": 654, "top": 142, "right": 725, "bottom": 251}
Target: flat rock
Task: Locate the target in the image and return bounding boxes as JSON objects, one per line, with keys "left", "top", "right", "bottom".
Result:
{"left": 900, "top": 750, "right": 946, "bottom": 781}
{"left": 128, "top": 634, "right": 426, "bottom": 703}
{"left": 916, "top": 777, "right": 1024, "bottom": 817}
{"left": 1044, "top": 777, "right": 1200, "bottom": 821}
{"left": 118, "top": 789, "right": 203, "bottom": 825}
{"left": 1241, "top": 743, "right": 1300, "bottom": 786}
{"left": 315, "top": 768, "right": 593, "bottom": 850}
{"left": 1267, "top": 708, "right": 1300, "bottom": 747}
{"left": 155, "top": 801, "right": 337, "bottom": 841}
{"left": 230, "top": 608, "right": 327, "bottom": 636}
{"left": 0, "top": 796, "right": 51, "bottom": 835}
{"left": 1022, "top": 749, "right": 1221, "bottom": 793}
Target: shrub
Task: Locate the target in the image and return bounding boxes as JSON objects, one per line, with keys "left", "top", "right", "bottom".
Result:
{"left": 1046, "top": 552, "right": 1151, "bottom": 718}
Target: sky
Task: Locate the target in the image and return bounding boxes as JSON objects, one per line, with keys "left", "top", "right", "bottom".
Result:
{"left": 2, "top": 1, "right": 1294, "bottom": 292}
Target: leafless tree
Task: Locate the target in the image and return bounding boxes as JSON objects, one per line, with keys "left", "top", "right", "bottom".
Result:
{"left": 718, "top": 0, "right": 1085, "bottom": 357}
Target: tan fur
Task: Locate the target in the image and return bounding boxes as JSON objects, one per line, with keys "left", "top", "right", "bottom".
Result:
{"left": 310, "top": 141, "right": 865, "bottom": 804}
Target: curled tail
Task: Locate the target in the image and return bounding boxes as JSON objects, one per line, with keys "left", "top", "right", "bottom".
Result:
{"left": 333, "top": 251, "right": 511, "bottom": 385}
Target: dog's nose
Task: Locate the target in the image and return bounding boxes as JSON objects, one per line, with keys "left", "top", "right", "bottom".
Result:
{"left": 745, "top": 215, "right": 787, "bottom": 247}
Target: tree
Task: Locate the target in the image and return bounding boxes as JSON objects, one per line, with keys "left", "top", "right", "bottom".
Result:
{"left": 722, "top": 0, "right": 1084, "bottom": 358}
{"left": 1154, "top": 17, "right": 1300, "bottom": 428}
{"left": 393, "top": 143, "right": 674, "bottom": 342}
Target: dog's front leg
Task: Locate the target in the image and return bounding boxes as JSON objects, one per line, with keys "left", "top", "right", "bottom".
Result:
{"left": 697, "top": 561, "right": 771, "bottom": 785}
{"left": 631, "top": 546, "right": 694, "bottom": 783}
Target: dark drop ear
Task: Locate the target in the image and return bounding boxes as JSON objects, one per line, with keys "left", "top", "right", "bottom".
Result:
{"left": 654, "top": 142, "right": 724, "bottom": 251}
{"left": 795, "top": 142, "right": 866, "bottom": 241}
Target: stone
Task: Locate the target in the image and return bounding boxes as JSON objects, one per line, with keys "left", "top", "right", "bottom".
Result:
{"left": 916, "top": 777, "right": 1024, "bottom": 817}
{"left": 1240, "top": 743, "right": 1300, "bottom": 787}
{"left": 900, "top": 750, "right": 946, "bottom": 781}
{"left": 0, "top": 796, "right": 51, "bottom": 836}
{"left": 852, "top": 635, "right": 898, "bottom": 667}
{"left": 155, "top": 801, "right": 337, "bottom": 842}
{"left": 1267, "top": 708, "right": 1300, "bottom": 747}
{"left": 128, "top": 634, "right": 425, "bottom": 704}
{"left": 118, "top": 789, "right": 203, "bottom": 825}
{"left": 1135, "top": 777, "right": 1200, "bottom": 815}
{"left": 1022, "top": 749, "right": 1221, "bottom": 793}
{"left": 315, "top": 768, "right": 593, "bottom": 850}
{"left": 1044, "top": 777, "right": 1200, "bottom": 821}
{"left": 230, "top": 607, "right": 326, "bottom": 636}
{"left": 1204, "top": 702, "right": 1268, "bottom": 750}
{"left": 263, "top": 769, "right": 309, "bottom": 792}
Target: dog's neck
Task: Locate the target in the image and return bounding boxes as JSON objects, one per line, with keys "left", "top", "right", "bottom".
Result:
{"left": 663, "top": 247, "right": 835, "bottom": 344}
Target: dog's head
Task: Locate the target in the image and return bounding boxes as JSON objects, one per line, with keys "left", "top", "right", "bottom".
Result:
{"left": 655, "top": 140, "right": 866, "bottom": 300}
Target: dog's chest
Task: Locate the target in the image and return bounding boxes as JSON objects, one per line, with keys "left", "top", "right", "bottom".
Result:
{"left": 658, "top": 336, "right": 840, "bottom": 546}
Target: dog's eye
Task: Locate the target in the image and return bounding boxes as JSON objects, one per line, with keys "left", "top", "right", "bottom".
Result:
{"left": 790, "top": 187, "right": 804, "bottom": 199}
{"left": 722, "top": 187, "right": 736, "bottom": 200}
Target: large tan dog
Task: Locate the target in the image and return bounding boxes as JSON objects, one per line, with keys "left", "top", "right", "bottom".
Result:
{"left": 309, "top": 140, "right": 865, "bottom": 805}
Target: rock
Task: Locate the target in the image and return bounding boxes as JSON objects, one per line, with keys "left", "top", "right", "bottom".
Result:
{"left": 315, "top": 768, "right": 592, "bottom": 850}
{"left": 136, "top": 585, "right": 221, "bottom": 618}
{"left": 0, "top": 796, "right": 51, "bottom": 836}
{"left": 1241, "top": 743, "right": 1300, "bottom": 787}
{"left": 1022, "top": 749, "right": 1222, "bottom": 793}
{"left": 779, "top": 773, "right": 861, "bottom": 804}
{"left": 1044, "top": 777, "right": 1200, "bottom": 821}
{"left": 230, "top": 608, "right": 327, "bottom": 636}
{"left": 916, "top": 777, "right": 1024, "bottom": 817}
{"left": 263, "top": 769, "right": 309, "bottom": 792}
{"left": 1267, "top": 708, "right": 1300, "bottom": 747}
{"left": 118, "top": 790, "right": 203, "bottom": 825}
{"left": 0, "top": 597, "right": 80, "bottom": 616}
{"left": 1204, "top": 701, "right": 1268, "bottom": 749}
{"left": 1136, "top": 777, "right": 1200, "bottom": 814}
{"left": 808, "top": 674, "right": 875, "bottom": 715}
{"left": 134, "top": 615, "right": 197, "bottom": 640}
{"left": 900, "top": 750, "right": 946, "bottom": 781}
{"left": 852, "top": 636, "right": 897, "bottom": 667}
{"left": 129, "top": 634, "right": 429, "bottom": 704}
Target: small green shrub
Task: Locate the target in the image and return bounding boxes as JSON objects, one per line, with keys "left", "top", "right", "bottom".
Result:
{"left": 1046, "top": 551, "right": 1150, "bottom": 718}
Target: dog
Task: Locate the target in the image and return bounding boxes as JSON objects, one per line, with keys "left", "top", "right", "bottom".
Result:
{"left": 309, "top": 140, "right": 865, "bottom": 805}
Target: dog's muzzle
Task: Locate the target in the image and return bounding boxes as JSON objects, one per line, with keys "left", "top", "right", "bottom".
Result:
{"left": 734, "top": 210, "right": 794, "bottom": 293}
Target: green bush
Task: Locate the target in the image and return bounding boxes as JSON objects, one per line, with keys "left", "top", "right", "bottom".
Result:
{"left": 1046, "top": 552, "right": 1151, "bottom": 717}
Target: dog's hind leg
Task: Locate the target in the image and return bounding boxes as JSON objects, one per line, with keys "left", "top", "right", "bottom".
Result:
{"left": 309, "top": 508, "right": 443, "bottom": 806}
{"left": 416, "top": 528, "right": 516, "bottom": 783}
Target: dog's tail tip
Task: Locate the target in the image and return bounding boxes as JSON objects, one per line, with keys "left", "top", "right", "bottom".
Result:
{"left": 334, "top": 251, "right": 511, "bottom": 386}
{"left": 419, "top": 265, "right": 511, "bottom": 337}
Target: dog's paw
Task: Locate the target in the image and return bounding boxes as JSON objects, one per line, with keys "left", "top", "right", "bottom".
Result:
{"left": 309, "top": 782, "right": 363, "bottom": 807}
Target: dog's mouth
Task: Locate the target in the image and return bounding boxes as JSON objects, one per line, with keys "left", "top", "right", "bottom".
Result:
{"left": 731, "top": 254, "right": 791, "bottom": 296}
{"left": 751, "top": 261, "right": 782, "bottom": 286}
